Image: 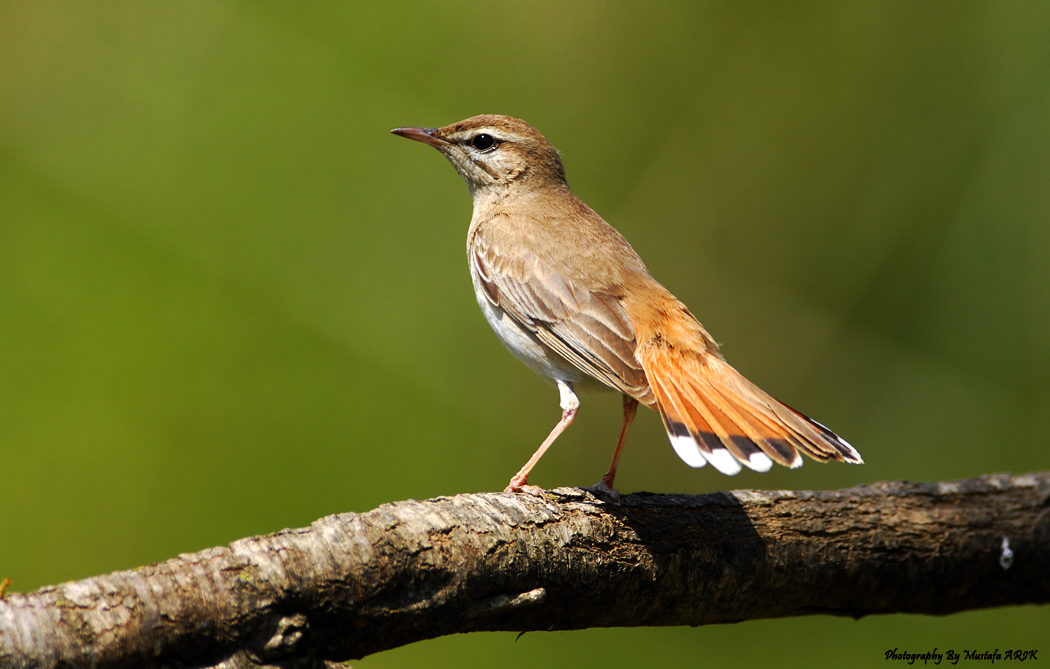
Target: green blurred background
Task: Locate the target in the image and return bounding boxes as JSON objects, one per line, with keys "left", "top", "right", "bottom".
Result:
{"left": 2, "top": 2, "right": 1047, "bottom": 666}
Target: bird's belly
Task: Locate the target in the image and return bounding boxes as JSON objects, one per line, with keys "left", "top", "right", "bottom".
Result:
{"left": 473, "top": 286, "right": 601, "bottom": 390}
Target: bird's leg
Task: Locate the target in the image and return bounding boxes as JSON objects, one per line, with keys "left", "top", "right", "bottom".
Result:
{"left": 588, "top": 395, "right": 639, "bottom": 501}
{"left": 505, "top": 381, "right": 579, "bottom": 496}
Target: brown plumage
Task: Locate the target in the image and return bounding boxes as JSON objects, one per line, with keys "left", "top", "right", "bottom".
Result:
{"left": 392, "top": 114, "right": 862, "bottom": 496}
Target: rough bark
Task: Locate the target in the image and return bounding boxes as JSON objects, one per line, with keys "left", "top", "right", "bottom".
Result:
{"left": 2, "top": 472, "right": 1048, "bottom": 668}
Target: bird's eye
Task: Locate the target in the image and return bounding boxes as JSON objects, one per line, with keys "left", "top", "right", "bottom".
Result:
{"left": 470, "top": 133, "right": 497, "bottom": 152}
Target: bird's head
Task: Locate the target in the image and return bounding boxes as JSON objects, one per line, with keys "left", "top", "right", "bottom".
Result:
{"left": 392, "top": 114, "right": 568, "bottom": 201}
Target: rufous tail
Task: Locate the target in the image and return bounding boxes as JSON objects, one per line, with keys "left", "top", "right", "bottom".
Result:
{"left": 635, "top": 319, "right": 862, "bottom": 475}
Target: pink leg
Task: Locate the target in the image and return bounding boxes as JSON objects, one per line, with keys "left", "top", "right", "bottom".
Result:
{"left": 589, "top": 396, "right": 639, "bottom": 500}
{"left": 505, "top": 381, "right": 579, "bottom": 496}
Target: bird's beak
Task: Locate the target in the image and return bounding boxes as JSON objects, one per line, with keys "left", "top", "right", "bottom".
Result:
{"left": 390, "top": 126, "right": 451, "bottom": 148}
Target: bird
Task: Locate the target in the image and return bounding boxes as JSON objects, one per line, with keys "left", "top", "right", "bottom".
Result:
{"left": 391, "top": 114, "right": 862, "bottom": 498}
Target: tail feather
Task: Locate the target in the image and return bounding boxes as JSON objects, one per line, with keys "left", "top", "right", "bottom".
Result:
{"left": 637, "top": 337, "right": 862, "bottom": 475}
{"left": 648, "top": 373, "right": 713, "bottom": 469}
{"left": 670, "top": 373, "right": 780, "bottom": 474}
{"left": 706, "top": 373, "right": 808, "bottom": 466}
{"left": 662, "top": 373, "right": 746, "bottom": 475}
{"left": 693, "top": 375, "right": 796, "bottom": 470}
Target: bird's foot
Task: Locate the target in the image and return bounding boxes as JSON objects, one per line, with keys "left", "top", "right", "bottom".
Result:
{"left": 585, "top": 477, "right": 621, "bottom": 503}
{"left": 504, "top": 477, "right": 547, "bottom": 498}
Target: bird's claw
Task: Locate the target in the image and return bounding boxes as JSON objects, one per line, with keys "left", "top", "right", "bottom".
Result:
{"left": 505, "top": 479, "right": 547, "bottom": 498}
{"left": 585, "top": 478, "right": 621, "bottom": 503}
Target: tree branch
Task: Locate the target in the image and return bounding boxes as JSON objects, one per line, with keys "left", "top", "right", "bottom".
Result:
{"left": 3, "top": 472, "right": 1049, "bottom": 668}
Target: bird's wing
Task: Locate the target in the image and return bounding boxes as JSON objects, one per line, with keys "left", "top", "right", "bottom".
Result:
{"left": 471, "top": 241, "right": 652, "bottom": 402}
